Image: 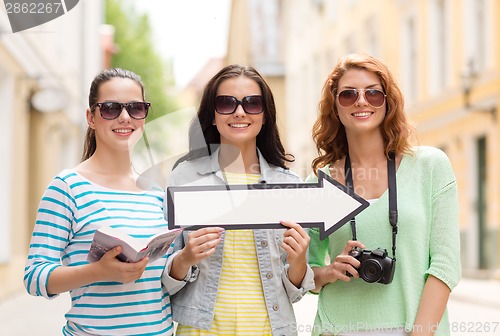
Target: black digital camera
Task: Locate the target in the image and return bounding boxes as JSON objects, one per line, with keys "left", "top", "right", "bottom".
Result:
{"left": 348, "top": 248, "right": 395, "bottom": 284}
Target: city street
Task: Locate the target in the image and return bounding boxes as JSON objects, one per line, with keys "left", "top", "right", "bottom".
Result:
{"left": 0, "top": 278, "right": 499, "bottom": 335}
{"left": 1, "top": 1, "right": 499, "bottom": 335}
{"left": 293, "top": 279, "right": 500, "bottom": 336}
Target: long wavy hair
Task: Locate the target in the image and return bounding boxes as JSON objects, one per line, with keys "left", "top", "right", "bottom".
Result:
{"left": 81, "top": 68, "right": 145, "bottom": 161}
{"left": 178, "top": 64, "right": 293, "bottom": 169}
{"left": 311, "top": 54, "right": 414, "bottom": 173}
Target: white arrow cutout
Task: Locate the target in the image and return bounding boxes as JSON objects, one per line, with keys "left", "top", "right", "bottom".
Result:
{"left": 167, "top": 171, "right": 369, "bottom": 240}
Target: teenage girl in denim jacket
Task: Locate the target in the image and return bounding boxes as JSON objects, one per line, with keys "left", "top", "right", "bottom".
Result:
{"left": 162, "top": 64, "right": 315, "bottom": 336}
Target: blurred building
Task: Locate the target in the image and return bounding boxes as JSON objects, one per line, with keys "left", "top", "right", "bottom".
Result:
{"left": 228, "top": 0, "right": 499, "bottom": 277}
{"left": 226, "top": 0, "right": 289, "bottom": 148}
{"left": 181, "top": 57, "right": 225, "bottom": 107}
{"left": 0, "top": 1, "right": 103, "bottom": 298}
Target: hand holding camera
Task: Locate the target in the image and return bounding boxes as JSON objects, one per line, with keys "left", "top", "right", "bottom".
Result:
{"left": 347, "top": 247, "right": 396, "bottom": 284}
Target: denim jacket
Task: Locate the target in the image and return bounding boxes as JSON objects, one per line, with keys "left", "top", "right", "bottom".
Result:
{"left": 162, "top": 147, "right": 315, "bottom": 336}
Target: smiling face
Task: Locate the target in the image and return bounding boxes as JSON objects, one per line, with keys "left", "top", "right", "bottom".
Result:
{"left": 336, "top": 68, "right": 386, "bottom": 137}
{"left": 86, "top": 77, "right": 145, "bottom": 154}
{"left": 214, "top": 76, "right": 264, "bottom": 149}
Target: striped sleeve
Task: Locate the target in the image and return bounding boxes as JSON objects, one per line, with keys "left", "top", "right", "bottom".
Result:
{"left": 24, "top": 175, "right": 75, "bottom": 298}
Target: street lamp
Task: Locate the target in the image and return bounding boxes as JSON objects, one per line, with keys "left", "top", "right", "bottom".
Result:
{"left": 461, "top": 59, "right": 496, "bottom": 120}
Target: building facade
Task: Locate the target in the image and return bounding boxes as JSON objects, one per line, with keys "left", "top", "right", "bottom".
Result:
{"left": 228, "top": 0, "right": 500, "bottom": 277}
{"left": 0, "top": 1, "right": 102, "bottom": 298}
{"left": 226, "top": 0, "right": 289, "bottom": 148}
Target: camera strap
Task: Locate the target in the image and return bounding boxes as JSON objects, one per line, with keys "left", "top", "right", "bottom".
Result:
{"left": 344, "top": 152, "right": 398, "bottom": 259}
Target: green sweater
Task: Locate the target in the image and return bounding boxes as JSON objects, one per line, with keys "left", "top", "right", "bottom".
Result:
{"left": 306, "top": 146, "right": 461, "bottom": 336}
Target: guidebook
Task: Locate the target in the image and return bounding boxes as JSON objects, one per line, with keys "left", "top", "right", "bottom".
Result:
{"left": 87, "top": 226, "right": 183, "bottom": 263}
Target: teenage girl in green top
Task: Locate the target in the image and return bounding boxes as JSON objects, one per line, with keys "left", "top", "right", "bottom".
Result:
{"left": 306, "top": 54, "right": 460, "bottom": 336}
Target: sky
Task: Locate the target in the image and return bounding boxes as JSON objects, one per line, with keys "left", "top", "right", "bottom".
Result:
{"left": 134, "top": 0, "right": 231, "bottom": 88}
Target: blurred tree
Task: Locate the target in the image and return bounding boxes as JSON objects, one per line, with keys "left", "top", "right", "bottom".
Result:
{"left": 105, "top": 0, "right": 178, "bottom": 121}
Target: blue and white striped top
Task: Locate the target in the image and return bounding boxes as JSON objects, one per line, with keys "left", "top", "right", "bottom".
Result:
{"left": 24, "top": 169, "right": 173, "bottom": 335}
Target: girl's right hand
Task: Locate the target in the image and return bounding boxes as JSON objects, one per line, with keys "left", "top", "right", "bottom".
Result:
{"left": 322, "top": 240, "right": 365, "bottom": 284}
{"left": 93, "top": 246, "right": 149, "bottom": 283}
{"left": 177, "top": 227, "right": 224, "bottom": 267}
{"left": 47, "top": 246, "right": 149, "bottom": 295}
{"left": 168, "top": 227, "right": 223, "bottom": 282}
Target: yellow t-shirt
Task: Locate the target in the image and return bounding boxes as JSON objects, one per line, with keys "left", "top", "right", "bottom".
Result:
{"left": 176, "top": 172, "right": 272, "bottom": 336}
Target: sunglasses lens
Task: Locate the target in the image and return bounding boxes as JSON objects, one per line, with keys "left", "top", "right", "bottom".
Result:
{"left": 365, "top": 89, "right": 386, "bottom": 108}
{"left": 98, "top": 102, "right": 149, "bottom": 119}
{"left": 338, "top": 89, "right": 386, "bottom": 108}
{"left": 338, "top": 90, "right": 359, "bottom": 107}
{"left": 99, "top": 102, "right": 122, "bottom": 120}
{"left": 128, "top": 102, "right": 149, "bottom": 119}
{"left": 242, "top": 96, "right": 263, "bottom": 114}
{"left": 215, "top": 96, "right": 237, "bottom": 114}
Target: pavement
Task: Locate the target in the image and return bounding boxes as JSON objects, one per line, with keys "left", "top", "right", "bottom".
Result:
{"left": 1, "top": 278, "right": 499, "bottom": 335}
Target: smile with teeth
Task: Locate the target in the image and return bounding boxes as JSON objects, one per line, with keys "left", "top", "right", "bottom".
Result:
{"left": 229, "top": 123, "right": 250, "bottom": 128}
{"left": 113, "top": 128, "right": 133, "bottom": 134}
{"left": 352, "top": 112, "right": 373, "bottom": 117}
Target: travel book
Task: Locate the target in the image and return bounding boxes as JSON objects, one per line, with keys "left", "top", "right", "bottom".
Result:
{"left": 87, "top": 226, "right": 183, "bottom": 263}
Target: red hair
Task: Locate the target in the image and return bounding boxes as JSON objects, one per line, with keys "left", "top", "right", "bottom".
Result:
{"left": 311, "top": 54, "right": 415, "bottom": 173}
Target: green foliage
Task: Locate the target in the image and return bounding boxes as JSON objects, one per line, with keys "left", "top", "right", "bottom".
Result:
{"left": 105, "top": 0, "right": 178, "bottom": 121}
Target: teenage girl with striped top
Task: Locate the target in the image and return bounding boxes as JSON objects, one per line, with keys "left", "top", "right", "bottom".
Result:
{"left": 162, "top": 64, "right": 315, "bottom": 335}
{"left": 24, "top": 68, "right": 175, "bottom": 335}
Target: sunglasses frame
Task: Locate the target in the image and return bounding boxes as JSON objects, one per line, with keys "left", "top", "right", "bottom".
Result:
{"left": 92, "top": 101, "right": 151, "bottom": 120}
{"left": 215, "top": 95, "right": 264, "bottom": 115}
{"left": 336, "top": 88, "right": 387, "bottom": 108}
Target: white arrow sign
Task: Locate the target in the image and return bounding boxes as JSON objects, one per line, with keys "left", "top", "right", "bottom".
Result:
{"left": 167, "top": 170, "right": 369, "bottom": 240}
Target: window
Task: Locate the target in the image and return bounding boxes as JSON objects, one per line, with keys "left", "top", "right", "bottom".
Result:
{"left": 427, "top": 0, "right": 449, "bottom": 95}
{"left": 437, "top": 0, "right": 447, "bottom": 87}
{"left": 474, "top": 0, "right": 486, "bottom": 70}
{"left": 311, "top": 0, "right": 324, "bottom": 11}
{"left": 346, "top": 0, "right": 358, "bottom": 7}
{"left": 402, "top": 15, "right": 418, "bottom": 104}
{"left": 476, "top": 136, "right": 487, "bottom": 269}
{"left": 325, "top": 0, "right": 338, "bottom": 22}
{"left": 464, "top": 0, "right": 489, "bottom": 72}
{"left": 436, "top": 0, "right": 447, "bottom": 89}
{"left": 364, "top": 16, "right": 379, "bottom": 57}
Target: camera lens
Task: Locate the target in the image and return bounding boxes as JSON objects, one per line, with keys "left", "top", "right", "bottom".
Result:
{"left": 359, "top": 259, "right": 383, "bottom": 283}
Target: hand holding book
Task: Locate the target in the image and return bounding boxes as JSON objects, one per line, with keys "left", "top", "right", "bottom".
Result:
{"left": 87, "top": 226, "right": 183, "bottom": 263}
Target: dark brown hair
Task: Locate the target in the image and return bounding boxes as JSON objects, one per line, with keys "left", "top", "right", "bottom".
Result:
{"left": 81, "top": 68, "right": 145, "bottom": 161}
{"left": 178, "top": 64, "right": 293, "bottom": 169}
{"left": 312, "top": 54, "right": 414, "bottom": 173}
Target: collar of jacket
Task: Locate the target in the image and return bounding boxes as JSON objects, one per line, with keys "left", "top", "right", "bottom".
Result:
{"left": 196, "top": 146, "right": 270, "bottom": 184}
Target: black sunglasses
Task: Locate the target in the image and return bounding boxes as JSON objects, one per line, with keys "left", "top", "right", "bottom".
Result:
{"left": 92, "top": 101, "right": 151, "bottom": 120}
{"left": 215, "top": 95, "right": 264, "bottom": 115}
{"left": 337, "top": 89, "right": 386, "bottom": 108}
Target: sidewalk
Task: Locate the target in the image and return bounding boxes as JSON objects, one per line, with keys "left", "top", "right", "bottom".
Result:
{"left": 0, "top": 290, "right": 69, "bottom": 335}
{"left": 292, "top": 277, "right": 500, "bottom": 335}
{"left": 1, "top": 278, "right": 499, "bottom": 335}
{"left": 445, "top": 278, "right": 500, "bottom": 336}
{"left": 449, "top": 277, "right": 500, "bottom": 308}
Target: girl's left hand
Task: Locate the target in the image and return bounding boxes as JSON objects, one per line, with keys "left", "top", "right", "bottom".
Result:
{"left": 280, "top": 220, "right": 310, "bottom": 267}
